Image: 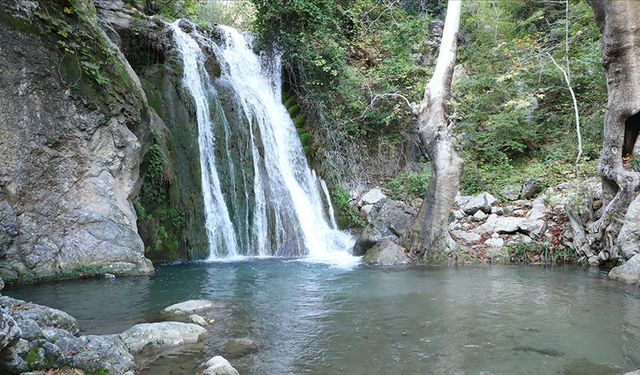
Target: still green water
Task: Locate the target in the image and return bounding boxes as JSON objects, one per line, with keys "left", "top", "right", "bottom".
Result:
{"left": 6, "top": 261, "right": 640, "bottom": 374}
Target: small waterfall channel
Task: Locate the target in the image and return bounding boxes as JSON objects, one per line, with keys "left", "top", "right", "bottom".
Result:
{"left": 170, "top": 21, "right": 355, "bottom": 263}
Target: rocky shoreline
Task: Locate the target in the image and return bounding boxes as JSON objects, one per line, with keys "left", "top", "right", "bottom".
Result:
{"left": 0, "top": 291, "right": 242, "bottom": 375}
{"left": 351, "top": 178, "right": 640, "bottom": 284}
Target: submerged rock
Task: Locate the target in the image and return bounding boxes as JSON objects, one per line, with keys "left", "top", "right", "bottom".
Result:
{"left": 223, "top": 337, "right": 258, "bottom": 359}
{"left": 609, "top": 254, "right": 640, "bottom": 284}
{"left": 362, "top": 239, "right": 410, "bottom": 266}
{"left": 203, "top": 356, "right": 239, "bottom": 375}
{"left": 120, "top": 322, "right": 207, "bottom": 353}
{"left": 161, "top": 299, "right": 223, "bottom": 318}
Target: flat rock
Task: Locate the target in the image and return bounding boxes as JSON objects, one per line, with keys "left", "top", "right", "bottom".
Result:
{"left": 484, "top": 237, "right": 505, "bottom": 248}
{"left": 474, "top": 215, "right": 545, "bottom": 237}
{"left": 454, "top": 194, "right": 473, "bottom": 207}
{"left": 203, "top": 356, "right": 239, "bottom": 375}
{"left": 609, "top": 254, "right": 640, "bottom": 284}
{"left": 358, "top": 188, "right": 386, "bottom": 207}
{"left": 119, "top": 322, "right": 207, "bottom": 353}
{"left": 474, "top": 215, "right": 521, "bottom": 234}
{"left": 450, "top": 230, "right": 481, "bottom": 245}
{"left": 223, "top": 337, "right": 258, "bottom": 359}
{"left": 462, "top": 192, "right": 497, "bottom": 215}
{"left": 161, "top": 299, "right": 219, "bottom": 317}
{"left": 362, "top": 239, "right": 410, "bottom": 266}
{"left": 0, "top": 296, "right": 78, "bottom": 334}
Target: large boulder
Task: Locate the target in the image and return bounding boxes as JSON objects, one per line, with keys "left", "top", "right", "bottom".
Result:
{"left": 0, "top": 309, "right": 20, "bottom": 352}
{"left": 0, "top": 297, "right": 78, "bottom": 335}
{"left": 609, "top": 254, "right": 640, "bottom": 284}
{"left": 68, "top": 335, "right": 135, "bottom": 374}
{"left": 617, "top": 195, "right": 640, "bottom": 259}
{"left": 119, "top": 322, "right": 207, "bottom": 353}
{"left": 362, "top": 239, "right": 410, "bottom": 266}
{"left": 462, "top": 193, "right": 497, "bottom": 215}
{"left": 203, "top": 356, "right": 239, "bottom": 375}
{"left": 474, "top": 215, "right": 546, "bottom": 237}
{"left": 353, "top": 200, "right": 417, "bottom": 256}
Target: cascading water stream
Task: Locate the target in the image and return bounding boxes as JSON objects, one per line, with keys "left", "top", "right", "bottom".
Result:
{"left": 171, "top": 21, "right": 356, "bottom": 264}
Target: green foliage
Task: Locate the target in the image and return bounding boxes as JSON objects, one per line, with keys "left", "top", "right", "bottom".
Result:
{"left": 35, "top": 1, "right": 114, "bottom": 86}
{"left": 23, "top": 347, "right": 40, "bottom": 365}
{"left": 455, "top": 0, "right": 606, "bottom": 194}
{"left": 333, "top": 186, "right": 364, "bottom": 229}
{"left": 630, "top": 158, "right": 640, "bottom": 172}
{"left": 135, "top": 129, "right": 186, "bottom": 260}
{"left": 507, "top": 242, "right": 576, "bottom": 264}
{"left": 145, "top": 0, "right": 199, "bottom": 18}
{"left": 196, "top": 0, "right": 256, "bottom": 29}
{"left": 251, "top": 0, "right": 434, "bottom": 191}
{"left": 386, "top": 165, "right": 431, "bottom": 201}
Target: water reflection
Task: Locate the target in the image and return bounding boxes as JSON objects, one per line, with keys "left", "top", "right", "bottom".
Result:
{"left": 5, "top": 263, "right": 640, "bottom": 374}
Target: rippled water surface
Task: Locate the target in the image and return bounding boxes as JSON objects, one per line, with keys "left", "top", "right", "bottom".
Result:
{"left": 6, "top": 261, "right": 640, "bottom": 374}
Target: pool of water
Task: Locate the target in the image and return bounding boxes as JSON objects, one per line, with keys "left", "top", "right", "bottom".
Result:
{"left": 5, "top": 261, "right": 640, "bottom": 374}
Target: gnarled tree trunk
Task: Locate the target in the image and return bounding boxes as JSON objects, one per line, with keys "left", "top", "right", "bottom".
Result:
{"left": 582, "top": 0, "right": 640, "bottom": 265}
{"left": 407, "top": 0, "right": 462, "bottom": 260}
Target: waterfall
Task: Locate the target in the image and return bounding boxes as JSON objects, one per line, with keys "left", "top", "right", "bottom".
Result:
{"left": 171, "top": 21, "right": 356, "bottom": 263}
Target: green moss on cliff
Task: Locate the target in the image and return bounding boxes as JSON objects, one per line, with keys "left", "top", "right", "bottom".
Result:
{"left": 33, "top": 0, "right": 146, "bottom": 119}
{"left": 134, "top": 129, "right": 188, "bottom": 261}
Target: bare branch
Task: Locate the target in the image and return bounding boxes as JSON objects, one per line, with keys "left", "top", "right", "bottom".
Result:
{"left": 547, "top": 51, "right": 583, "bottom": 178}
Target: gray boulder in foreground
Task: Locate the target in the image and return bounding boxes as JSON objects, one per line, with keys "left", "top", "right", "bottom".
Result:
{"left": 609, "top": 254, "right": 640, "bottom": 284}
{"left": 353, "top": 199, "right": 417, "bottom": 256}
{"left": 0, "top": 296, "right": 78, "bottom": 334}
{"left": 363, "top": 239, "right": 410, "bottom": 266}
{"left": 119, "top": 321, "right": 207, "bottom": 353}
{"left": 0, "top": 309, "right": 20, "bottom": 352}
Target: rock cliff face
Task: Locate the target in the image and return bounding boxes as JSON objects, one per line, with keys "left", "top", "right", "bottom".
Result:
{"left": 0, "top": 0, "right": 154, "bottom": 282}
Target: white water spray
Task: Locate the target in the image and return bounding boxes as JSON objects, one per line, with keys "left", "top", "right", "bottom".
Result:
{"left": 171, "top": 21, "right": 357, "bottom": 265}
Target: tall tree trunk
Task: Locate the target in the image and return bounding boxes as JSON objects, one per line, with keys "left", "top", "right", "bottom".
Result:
{"left": 407, "top": 0, "right": 462, "bottom": 260}
{"left": 583, "top": 0, "right": 640, "bottom": 265}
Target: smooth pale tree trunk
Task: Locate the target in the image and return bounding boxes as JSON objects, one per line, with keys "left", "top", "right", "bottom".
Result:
{"left": 407, "top": 0, "right": 462, "bottom": 260}
{"left": 581, "top": 0, "right": 640, "bottom": 265}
